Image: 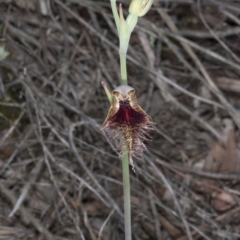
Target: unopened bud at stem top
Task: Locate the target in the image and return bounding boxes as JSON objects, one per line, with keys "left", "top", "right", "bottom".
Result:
{"left": 129, "top": 0, "right": 154, "bottom": 17}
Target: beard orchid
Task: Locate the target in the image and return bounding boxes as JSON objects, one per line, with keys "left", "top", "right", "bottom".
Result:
{"left": 101, "top": 84, "right": 154, "bottom": 171}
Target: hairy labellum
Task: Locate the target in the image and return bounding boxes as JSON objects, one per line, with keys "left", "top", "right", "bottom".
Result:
{"left": 101, "top": 85, "right": 153, "bottom": 170}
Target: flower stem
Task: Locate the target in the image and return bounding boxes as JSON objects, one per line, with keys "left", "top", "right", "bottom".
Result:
{"left": 109, "top": 1, "right": 132, "bottom": 239}
{"left": 120, "top": 40, "right": 131, "bottom": 240}
{"left": 119, "top": 17, "right": 132, "bottom": 240}
{"left": 122, "top": 151, "right": 132, "bottom": 240}
{"left": 110, "top": 0, "right": 120, "bottom": 33}
{"left": 120, "top": 53, "right": 128, "bottom": 85}
{"left": 118, "top": 4, "right": 131, "bottom": 240}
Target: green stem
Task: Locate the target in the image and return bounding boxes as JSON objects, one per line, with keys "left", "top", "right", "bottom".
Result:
{"left": 122, "top": 151, "right": 132, "bottom": 240}
{"left": 109, "top": 1, "right": 132, "bottom": 239}
{"left": 120, "top": 53, "right": 128, "bottom": 85}
{"left": 110, "top": 0, "right": 120, "bottom": 33}
{"left": 118, "top": 5, "right": 131, "bottom": 240}
{"left": 119, "top": 10, "right": 131, "bottom": 239}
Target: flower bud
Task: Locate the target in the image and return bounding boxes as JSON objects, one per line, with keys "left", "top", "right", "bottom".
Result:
{"left": 129, "top": 0, "right": 154, "bottom": 17}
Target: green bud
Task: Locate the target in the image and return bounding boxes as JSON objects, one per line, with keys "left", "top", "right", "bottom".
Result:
{"left": 129, "top": 0, "right": 154, "bottom": 17}
{"left": 126, "top": 13, "right": 138, "bottom": 34}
